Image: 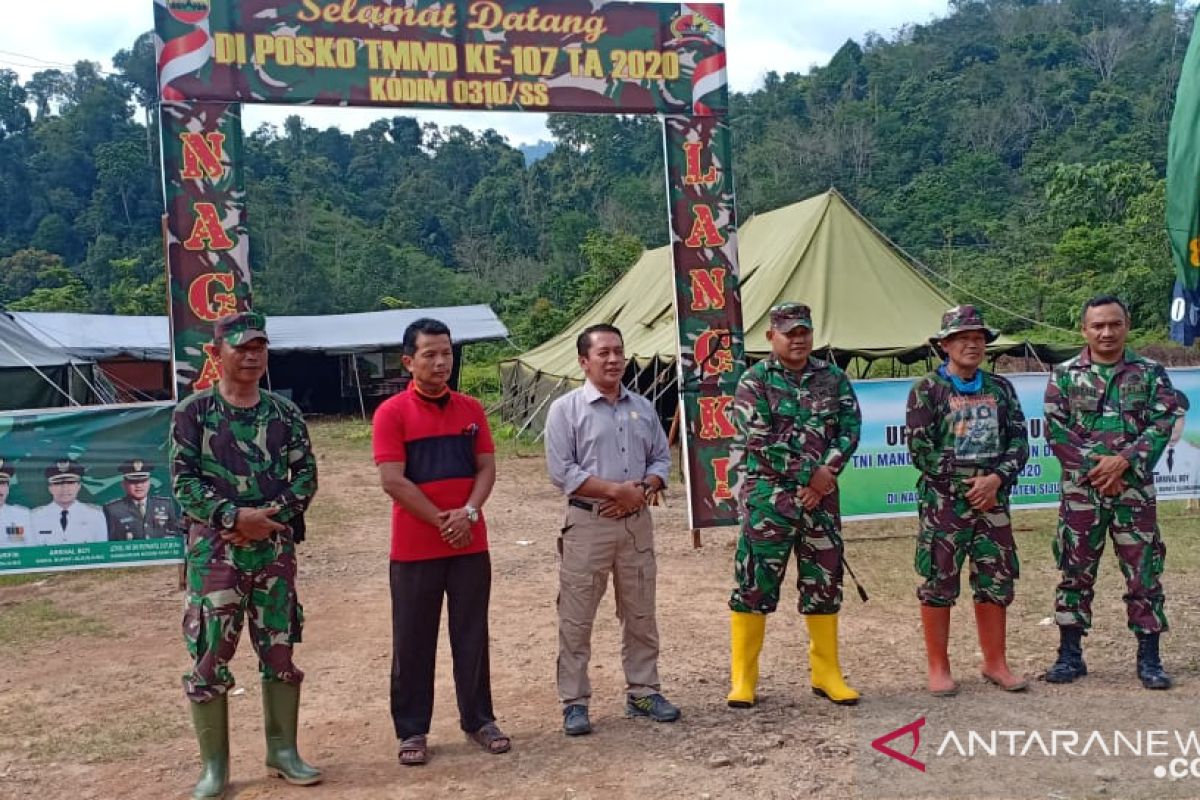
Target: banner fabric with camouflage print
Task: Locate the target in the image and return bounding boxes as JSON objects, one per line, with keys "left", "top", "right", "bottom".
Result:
{"left": 728, "top": 355, "right": 861, "bottom": 615}
{"left": 160, "top": 100, "right": 251, "bottom": 399}
{"left": 664, "top": 113, "right": 744, "bottom": 528}
{"left": 155, "top": 0, "right": 743, "bottom": 529}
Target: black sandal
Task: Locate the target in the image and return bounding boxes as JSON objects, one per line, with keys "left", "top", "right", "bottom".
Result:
{"left": 398, "top": 734, "right": 428, "bottom": 766}
{"left": 467, "top": 722, "right": 511, "bottom": 754}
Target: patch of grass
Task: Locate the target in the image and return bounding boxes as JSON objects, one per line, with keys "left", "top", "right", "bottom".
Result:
{"left": 489, "top": 415, "right": 544, "bottom": 458}
{"left": 0, "top": 699, "right": 185, "bottom": 764}
{"left": 309, "top": 416, "right": 373, "bottom": 456}
{"left": 0, "top": 598, "right": 113, "bottom": 648}
{"left": 0, "top": 573, "right": 50, "bottom": 588}
{"left": 54, "top": 712, "right": 187, "bottom": 763}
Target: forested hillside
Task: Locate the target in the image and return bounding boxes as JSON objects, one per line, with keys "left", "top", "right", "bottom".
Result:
{"left": 0, "top": 0, "right": 1192, "bottom": 344}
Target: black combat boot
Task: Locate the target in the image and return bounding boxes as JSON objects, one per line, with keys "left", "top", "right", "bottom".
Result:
{"left": 1136, "top": 632, "right": 1173, "bottom": 690}
{"left": 1045, "top": 626, "right": 1087, "bottom": 684}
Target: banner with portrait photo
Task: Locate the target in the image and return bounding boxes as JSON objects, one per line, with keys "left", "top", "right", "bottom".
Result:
{"left": 0, "top": 402, "right": 183, "bottom": 575}
{"left": 838, "top": 369, "right": 1200, "bottom": 519}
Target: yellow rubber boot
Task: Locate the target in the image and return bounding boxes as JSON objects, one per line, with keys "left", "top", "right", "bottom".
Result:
{"left": 727, "top": 611, "right": 766, "bottom": 708}
{"left": 806, "top": 613, "right": 860, "bottom": 706}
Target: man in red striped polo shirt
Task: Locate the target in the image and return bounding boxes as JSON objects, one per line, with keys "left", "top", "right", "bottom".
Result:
{"left": 373, "top": 318, "right": 510, "bottom": 766}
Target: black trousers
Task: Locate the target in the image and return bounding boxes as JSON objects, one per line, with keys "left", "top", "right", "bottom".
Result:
{"left": 389, "top": 551, "right": 495, "bottom": 739}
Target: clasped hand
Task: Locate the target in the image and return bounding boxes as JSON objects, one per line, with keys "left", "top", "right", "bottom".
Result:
{"left": 438, "top": 507, "right": 473, "bottom": 549}
{"left": 964, "top": 474, "right": 1002, "bottom": 512}
{"left": 599, "top": 481, "right": 650, "bottom": 519}
{"left": 799, "top": 466, "right": 838, "bottom": 511}
{"left": 220, "top": 506, "right": 286, "bottom": 547}
{"left": 1087, "top": 455, "right": 1129, "bottom": 497}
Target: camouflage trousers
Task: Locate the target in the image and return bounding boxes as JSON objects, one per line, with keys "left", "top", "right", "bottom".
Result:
{"left": 182, "top": 526, "right": 305, "bottom": 703}
{"left": 915, "top": 479, "right": 1018, "bottom": 608}
{"left": 729, "top": 480, "right": 844, "bottom": 615}
{"left": 1054, "top": 477, "right": 1166, "bottom": 634}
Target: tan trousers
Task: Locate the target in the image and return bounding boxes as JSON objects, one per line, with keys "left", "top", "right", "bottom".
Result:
{"left": 557, "top": 505, "right": 661, "bottom": 706}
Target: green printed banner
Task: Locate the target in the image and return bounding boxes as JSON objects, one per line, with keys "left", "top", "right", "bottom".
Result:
{"left": 840, "top": 370, "right": 1200, "bottom": 519}
{"left": 0, "top": 403, "right": 183, "bottom": 574}
{"left": 1167, "top": 11, "right": 1200, "bottom": 296}
{"left": 155, "top": 0, "right": 729, "bottom": 114}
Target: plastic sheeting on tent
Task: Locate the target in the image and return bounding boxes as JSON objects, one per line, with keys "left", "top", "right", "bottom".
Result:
{"left": 264, "top": 305, "right": 508, "bottom": 353}
{"left": 499, "top": 189, "right": 1075, "bottom": 434}
{"left": 9, "top": 312, "right": 169, "bottom": 361}
{"left": 0, "top": 312, "right": 100, "bottom": 411}
{"left": 10, "top": 305, "right": 508, "bottom": 359}
{"left": 4, "top": 306, "right": 507, "bottom": 413}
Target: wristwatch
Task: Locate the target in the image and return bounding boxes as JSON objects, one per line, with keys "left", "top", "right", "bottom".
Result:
{"left": 464, "top": 504, "right": 479, "bottom": 524}
{"left": 219, "top": 506, "right": 238, "bottom": 531}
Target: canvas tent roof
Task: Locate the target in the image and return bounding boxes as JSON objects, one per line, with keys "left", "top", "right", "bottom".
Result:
{"left": 500, "top": 190, "right": 1071, "bottom": 431}
{"left": 508, "top": 190, "right": 1052, "bottom": 382}
{"left": 10, "top": 305, "right": 509, "bottom": 360}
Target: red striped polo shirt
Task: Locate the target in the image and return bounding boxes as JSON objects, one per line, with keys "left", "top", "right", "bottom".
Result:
{"left": 372, "top": 385, "right": 494, "bottom": 561}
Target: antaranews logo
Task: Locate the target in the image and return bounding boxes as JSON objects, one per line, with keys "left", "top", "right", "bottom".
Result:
{"left": 871, "top": 717, "right": 927, "bottom": 772}
{"left": 870, "top": 717, "right": 1200, "bottom": 780}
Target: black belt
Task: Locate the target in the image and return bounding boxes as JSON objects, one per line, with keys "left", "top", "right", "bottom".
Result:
{"left": 568, "top": 497, "right": 641, "bottom": 519}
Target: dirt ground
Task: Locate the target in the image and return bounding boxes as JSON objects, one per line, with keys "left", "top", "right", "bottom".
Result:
{"left": 3, "top": 421, "right": 1200, "bottom": 800}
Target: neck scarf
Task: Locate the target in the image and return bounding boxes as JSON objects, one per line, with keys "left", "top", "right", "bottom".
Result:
{"left": 413, "top": 383, "right": 451, "bottom": 408}
{"left": 938, "top": 362, "right": 983, "bottom": 395}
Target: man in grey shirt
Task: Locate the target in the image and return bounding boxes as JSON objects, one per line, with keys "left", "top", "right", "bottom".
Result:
{"left": 544, "top": 323, "right": 679, "bottom": 736}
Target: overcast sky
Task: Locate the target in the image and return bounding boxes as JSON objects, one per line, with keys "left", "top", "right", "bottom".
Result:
{"left": 1, "top": 0, "right": 950, "bottom": 145}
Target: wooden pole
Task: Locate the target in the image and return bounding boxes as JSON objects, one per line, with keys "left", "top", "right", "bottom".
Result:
{"left": 667, "top": 403, "right": 682, "bottom": 447}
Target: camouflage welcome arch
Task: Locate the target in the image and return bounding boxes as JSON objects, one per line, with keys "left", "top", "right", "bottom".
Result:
{"left": 155, "top": 0, "right": 745, "bottom": 529}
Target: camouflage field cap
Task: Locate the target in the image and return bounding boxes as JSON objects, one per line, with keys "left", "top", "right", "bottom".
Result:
{"left": 769, "top": 302, "right": 813, "bottom": 332}
{"left": 45, "top": 459, "right": 85, "bottom": 484}
{"left": 0, "top": 458, "right": 13, "bottom": 484}
{"left": 929, "top": 304, "right": 998, "bottom": 346}
{"left": 118, "top": 459, "right": 152, "bottom": 482}
{"left": 214, "top": 310, "right": 268, "bottom": 346}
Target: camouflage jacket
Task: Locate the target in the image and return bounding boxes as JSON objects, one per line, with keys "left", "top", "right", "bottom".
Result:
{"left": 731, "top": 355, "right": 861, "bottom": 490}
{"left": 905, "top": 370, "right": 1029, "bottom": 488}
{"left": 170, "top": 387, "right": 317, "bottom": 543}
{"left": 1044, "top": 347, "right": 1186, "bottom": 484}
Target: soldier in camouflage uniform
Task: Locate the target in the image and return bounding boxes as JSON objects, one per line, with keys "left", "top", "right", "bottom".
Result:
{"left": 171, "top": 311, "right": 321, "bottom": 799}
{"left": 727, "top": 302, "right": 862, "bottom": 708}
{"left": 1043, "top": 295, "right": 1185, "bottom": 690}
{"left": 906, "top": 306, "right": 1029, "bottom": 697}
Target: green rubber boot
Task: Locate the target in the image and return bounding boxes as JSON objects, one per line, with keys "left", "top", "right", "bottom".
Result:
{"left": 189, "top": 695, "right": 229, "bottom": 800}
{"left": 262, "top": 680, "right": 322, "bottom": 786}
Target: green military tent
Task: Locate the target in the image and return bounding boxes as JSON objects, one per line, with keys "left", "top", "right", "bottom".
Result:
{"left": 499, "top": 189, "right": 1067, "bottom": 433}
{"left": 0, "top": 312, "right": 101, "bottom": 411}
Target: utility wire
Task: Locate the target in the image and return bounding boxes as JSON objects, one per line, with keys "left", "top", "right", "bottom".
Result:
{"left": 0, "top": 49, "right": 114, "bottom": 74}
{"left": 833, "top": 190, "right": 1080, "bottom": 336}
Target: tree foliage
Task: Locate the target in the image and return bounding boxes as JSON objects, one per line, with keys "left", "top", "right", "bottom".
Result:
{"left": 0, "top": 0, "right": 1193, "bottom": 346}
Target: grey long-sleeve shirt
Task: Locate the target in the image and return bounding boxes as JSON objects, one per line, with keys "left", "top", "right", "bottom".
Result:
{"left": 544, "top": 382, "right": 671, "bottom": 498}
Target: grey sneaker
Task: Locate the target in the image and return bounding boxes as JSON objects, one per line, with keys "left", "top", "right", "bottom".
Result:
{"left": 563, "top": 704, "right": 592, "bottom": 736}
{"left": 625, "top": 693, "right": 681, "bottom": 722}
